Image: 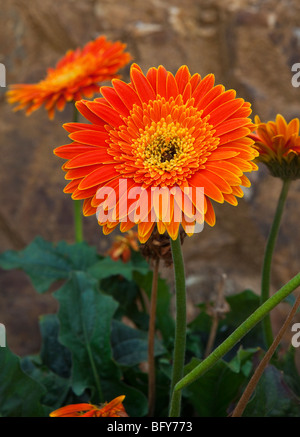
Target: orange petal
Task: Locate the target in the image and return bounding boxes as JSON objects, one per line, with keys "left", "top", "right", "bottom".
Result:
{"left": 78, "top": 164, "right": 118, "bottom": 189}
{"left": 50, "top": 403, "right": 95, "bottom": 417}
{"left": 189, "top": 172, "right": 224, "bottom": 203}
{"left": 65, "top": 150, "right": 114, "bottom": 169}
{"left": 204, "top": 197, "right": 216, "bottom": 226}
{"left": 130, "top": 66, "right": 156, "bottom": 103}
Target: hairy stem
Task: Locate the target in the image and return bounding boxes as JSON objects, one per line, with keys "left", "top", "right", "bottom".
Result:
{"left": 261, "top": 178, "right": 291, "bottom": 348}
{"left": 148, "top": 258, "right": 160, "bottom": 417}
{"left": 168, "top": 234, "right": 187, "bottom": 417}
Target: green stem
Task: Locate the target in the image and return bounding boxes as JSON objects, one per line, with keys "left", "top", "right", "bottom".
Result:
{"left": 73, "top": 198, "right": 83, "bottom": 243}
{"left": 170, "top": 270, "right": 300, "bottom": 397}
{"left": 168, "top": 234, "right": 187, "bottom": 417}
{"left": 72, "top": 105, "right": 83, "bottom": 243}
{"left": 86, "top": 341, "right": 103, "bottom": 403}
{"left": 148, "top": 259, "right": 160, "bottom": 417}
{"left": 261, "top": 178, "right": 291, "bottom": 348}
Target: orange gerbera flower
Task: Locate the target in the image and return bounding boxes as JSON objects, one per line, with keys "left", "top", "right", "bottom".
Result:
{"left": 249, "top": 114, "right": 300, "bottom": 180}
{"left": 54, "top": 64, "right": 258, "bottom": 243}
{"left": 6, "top": 36, "right": 131, "bottom": 119}
{"left": 107, "top": 230, "right": 139, "bottom": 262}
{"left": 50, "top": 395, "right": 128, "bottom": 417}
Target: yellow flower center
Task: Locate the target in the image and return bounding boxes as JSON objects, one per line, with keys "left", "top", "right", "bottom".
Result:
{"left": 134, "top": 120, "right": 196, "bottom": 174}
{"left": 47, "top": 65, "right": 85, "bottom": 88}
{"left": 40, "top": 54, "right": 96, "bottom": 91}
{"left": 109, "top": 95, "right": 220, "bottom": 188}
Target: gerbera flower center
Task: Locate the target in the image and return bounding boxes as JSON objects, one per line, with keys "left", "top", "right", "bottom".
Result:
{"left": 137, "top": 120, "right": 195, "bottom": 173}
{"left": 43, "top": 57, "right": 92, "bottom": 90}
{"left": 147, "top": 135, "right": 178, "bottom": 163}
{"left": 109, "top": 96, "right": 220, "bottom": 188}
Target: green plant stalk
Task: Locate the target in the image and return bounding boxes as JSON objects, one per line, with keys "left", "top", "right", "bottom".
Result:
{"left": 171, "top": 270, "right": 300, "bottom": 398}
{"left": 261, "top": 178, "right": 291, "bottom": 348}
{"left": 86, "top": 341, "right": 103, "bottom": 403}
{"left": 73, "top": 197, "right": 83, "bottom": 243}
{"left": 168, "top": 234, "right": 187, "bottom": 417}
{"left": 72, "top": 104, "right": 83, "bottom": 243}
{"left": 148, "top": 258, "right": 160, "bottom": 417}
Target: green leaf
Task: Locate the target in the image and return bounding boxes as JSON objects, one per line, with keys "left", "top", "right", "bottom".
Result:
{"left": 88, "top": 255, "right": 149, "bottom": 282}
{"left": 227, "top": 347, "right": 258, "bottom": 376}
{"left": 218, "top": 290, "right": 265, "bottom": 356}
{"left": 134, "top": 270, "right": 175, "bottom": 344}
{"left": 53, "top": 270, "right": 149, "bottom": 416}
{"left": 225, "top": 289, "right": 261, "bottom": 327}
{"left": 0, "top": 347, "right": 46, "bottom": 417}
{"left": 21, "top": 356, "right": 71, "bottom": 413}
{"left": 100, "top": 275, "right": 148, "bottom": 330}
{"left": 54, "top": 271, "right": 119, "bottom": 400}
{"left": 243, "top": 365, "right": 300, "bottom": 417}
{"left": 0, "top": 236, "right": 100, "bottom": 293}
{"left": 39, "top": 314, "right": 72, "bottom": 378}
{"left": 184, "top": 347, "right": 257, "bottom": 417}
{"left": 276, "top": 347, "right": 300, "bottom": 397}
{"left": 111, "top": 320, "right": 166, "bottom": 366}
{"left": 189, "top": 303, "right": 213, "bottom": 334}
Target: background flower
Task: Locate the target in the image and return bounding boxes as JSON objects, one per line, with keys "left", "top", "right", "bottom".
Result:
{"left": 54, "top": 63, "right": 258, "bottom": 243}
{"left": 6, "top": 36, "right": 131, "bottom": 119}
{"left": 107, "top": 230, "right": 139, "bottom": 262}
{"left": 50, "top": 396, "right": 128, "bottom": 417}
{"left": 250, "top": 114, "right": 300, "bottom": 180}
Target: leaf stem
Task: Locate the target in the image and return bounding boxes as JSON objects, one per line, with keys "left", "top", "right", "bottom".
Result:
{"left": 172, "top": 270, "right": 300, "bottom": 394}
{"left": 168, "top": 233, "right": 187, "bottom": 417}
{"left": 261, "top": 178, "right": 291, "bottom": 348}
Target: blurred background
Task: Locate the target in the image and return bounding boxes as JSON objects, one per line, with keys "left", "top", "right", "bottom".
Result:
{"left": 1, "top": 0, "right": 300, "bottom": 359}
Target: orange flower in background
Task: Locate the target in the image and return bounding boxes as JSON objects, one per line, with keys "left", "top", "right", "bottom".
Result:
{"left": 6, "top": 36, "right": 131, "bottom": 119}
{"left": 50, "top": 395, "right": 128, "bottom": 417}
{"left": 249, "top": 114, "right": 300, "bottom": 180}
{"left": 54, "top": 64, "right": 258, "bottom": 243}
{"left": 108, "top": 230, "right": 139, "bottom": 262}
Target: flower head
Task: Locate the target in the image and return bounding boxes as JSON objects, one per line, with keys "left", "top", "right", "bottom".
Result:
{"left": 107, "top": 230, "right": 139, "bottom": 262}
{"left": 7, "top": 36, "right": 131, "bottom": 119}
{"left": 50, "top": 395, "right": 128, "bottom": 417}
{"left": 54, "top": 64, "right": 258, "bottom": 243}
{"left": 249, "top": 114, "right": 300, "bottom": 180}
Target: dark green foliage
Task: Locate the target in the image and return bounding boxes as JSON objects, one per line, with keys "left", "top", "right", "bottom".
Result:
{"left": 1, "top": 236, "right": 300, "bottom": 417}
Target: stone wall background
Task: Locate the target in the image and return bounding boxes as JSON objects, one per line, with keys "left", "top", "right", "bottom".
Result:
{"left": 1, "top": 0, "right": 300, "bottom": 357}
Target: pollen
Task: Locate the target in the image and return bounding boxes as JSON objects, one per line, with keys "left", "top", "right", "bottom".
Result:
{"left": 135, "top": 120, "right": 196, "bottom": 172}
